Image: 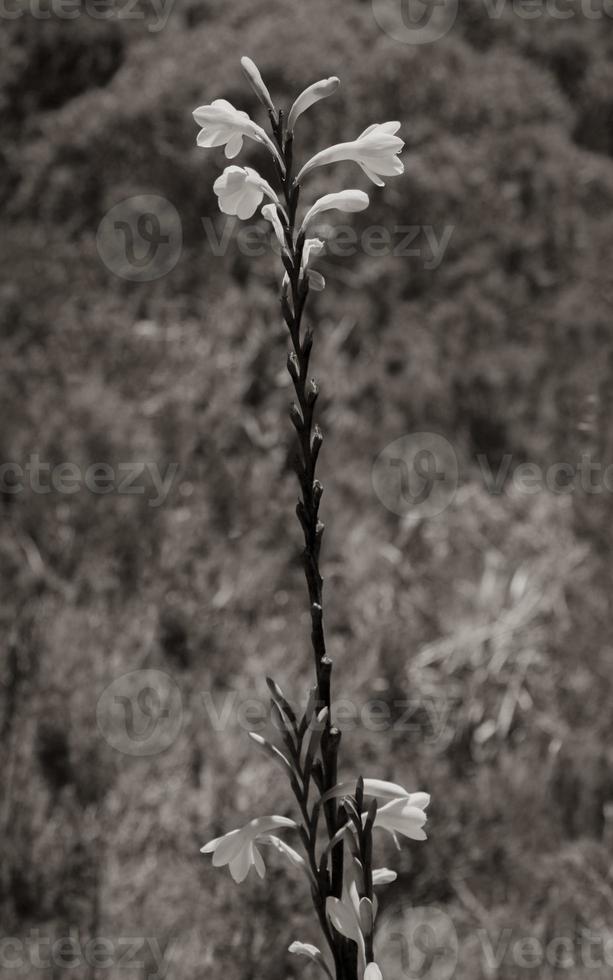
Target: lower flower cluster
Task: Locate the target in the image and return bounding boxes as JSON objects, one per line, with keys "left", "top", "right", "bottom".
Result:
{"left": 201, "top": 678, "right": 429, "bottom": 980}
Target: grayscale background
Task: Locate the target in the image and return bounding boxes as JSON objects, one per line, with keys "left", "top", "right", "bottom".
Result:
{"left": 2, "top": 2, "right": 613, "bottom": 978}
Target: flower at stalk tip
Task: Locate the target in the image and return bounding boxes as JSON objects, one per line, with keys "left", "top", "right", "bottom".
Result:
{"left": 365, "top": 964, "right": 383, "bottom": 980}
{"left": 214, "top": 166, "right": 279, "bottom": 220}
{"left": 287, "top": 76, "right": 340, "bottom": 132}
{"left": 301, "top": 189, "right": 369, "bottom": 232}
{"left": 297, "top": 122, "right": 404, "bottom": 186}
{"left": 240, "top": 56, "right": 274, "bottom": 111}
{"left": 201, "top": 814, "right": 297, "bottom": 883}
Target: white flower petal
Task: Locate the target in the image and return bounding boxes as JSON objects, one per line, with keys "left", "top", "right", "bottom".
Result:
{"left": 289, "top": 942, "right": 322, "bottom": 958}
{"left": 241, "top": 56, "right": 274, "bottom": 111}
{"left": 289, "top": 943, "right": 334, "bottom": 979}
{"left": 262, "top": 203, "right": 286, "bottom": 247}
{"left": 409, "top": 792, "right": 430, "bottom": 810}
{"left": 365, "top": 964, "right": 383, "bottom": 980}
{"left": 252, "top": 844, "right": 266, "bottom": 879}
{"left": 224, "top": 133, "right": 244, "bottom": 159}
{"left": 297, "top": 122, "right": 404, "bottom": 185}
{"left": 322, "top": 777, "right": 419, "bottom": 803}
{"left": 229, "top": 846, "right": 253, "bottom": 883}
{"left": 196, "top": 128, "right": 227, "bottom": 148}
{"left": 211, "top": 829, "right": 244, "bottom": 866}
{"left": 372, "top": 868, "right": 397, "bottom": 885}
{"left": 302, "top": 190, "right": 369, "bottom": 230}
{"left": 360, "top": 163, "right": 385, "bottom": 187}
{"left": 326, "top": 897, "right": 361, "bottom": 943}
{"left": 288, "top": 76, "right": 340, "bottom": 132}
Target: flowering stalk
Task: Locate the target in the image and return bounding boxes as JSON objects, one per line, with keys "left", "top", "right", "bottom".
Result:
{"left": 272, "top": 108, "right": 351, "bottom": 975}
{"left": 194, "top": 59, "right": 427, "bottom": 980}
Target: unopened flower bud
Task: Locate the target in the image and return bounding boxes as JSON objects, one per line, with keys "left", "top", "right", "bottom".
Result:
{"left": 307, "top": 379, "right": 319, "bottom": 405}
{"left": 287, "top": 351, "right": 299, "bottom": 382}
{"left": 288, "top": 76, "right": 340, "bottom": 132}
{"left": 240, "top": 56, "right": 275, "bottom": 111}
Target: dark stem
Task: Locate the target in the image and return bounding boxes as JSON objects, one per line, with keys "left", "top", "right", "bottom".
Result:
{"left": 270, "top": 114, "right": 353, "bottom": 980}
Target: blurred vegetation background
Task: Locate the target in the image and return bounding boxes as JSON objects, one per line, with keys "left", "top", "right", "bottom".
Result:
{"left": 2, "top": 2, "right": 613, "bottom": 978}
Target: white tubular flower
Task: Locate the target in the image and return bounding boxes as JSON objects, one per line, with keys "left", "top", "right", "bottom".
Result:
{"left": 365, "top": 964, "right": 383, "bottom": 980}
{"left": 372, "top": 868, "right": 397, "bottom": 886}
{"left": 301, "top": 190, "right": 369, "bottom": 233}
{"left": 326, "top": 858, "right": 372, "bottom": 969}
{"left": 297, "top": 122, "right": 404, "bottom": 186}
{"left": 214, "top": 166, "right": 279, "bottom": 220}
{"left": 327, "top": 895, "right": 364, "bottom": 949}
{"left": 289, "top": 942, "right": 334, "bottom": 979}
{"left": 322, "top": 778, "right": 429, "bottom": 806}
{"left": 240, "top": 56, "right": 274, "bottom": 111}
{"left": 262, "top": 202, "right": 286, "bottom": 248}
{"left": 373, "top": 796, "right": 429, "bottom": 841}
{"left": 201, "top": 815, "right": 297, "bottom": 883}
{"left": 287, "top": 76, "right": 340, "bottom": 132}
{"left": 193, "top": 99, "right": 284, "bottom": 168}
{"left": 278, "top": 237, "right": 325, "bottom": 292}
{"left": 302, "top": 237, "right": 326, "bottom": 291}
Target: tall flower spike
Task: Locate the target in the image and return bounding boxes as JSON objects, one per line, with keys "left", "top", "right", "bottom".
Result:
{"left": 193, "top": 59, "right": 431, "bottom": 980}
{"left": 287, "top": 76, "right": 340, "bottom": 132}
{"left": 297, "top": 122, "right": 404, "bottom": 186}
{"left": 240, "top": 56, "right": 275, "bottom": 112}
